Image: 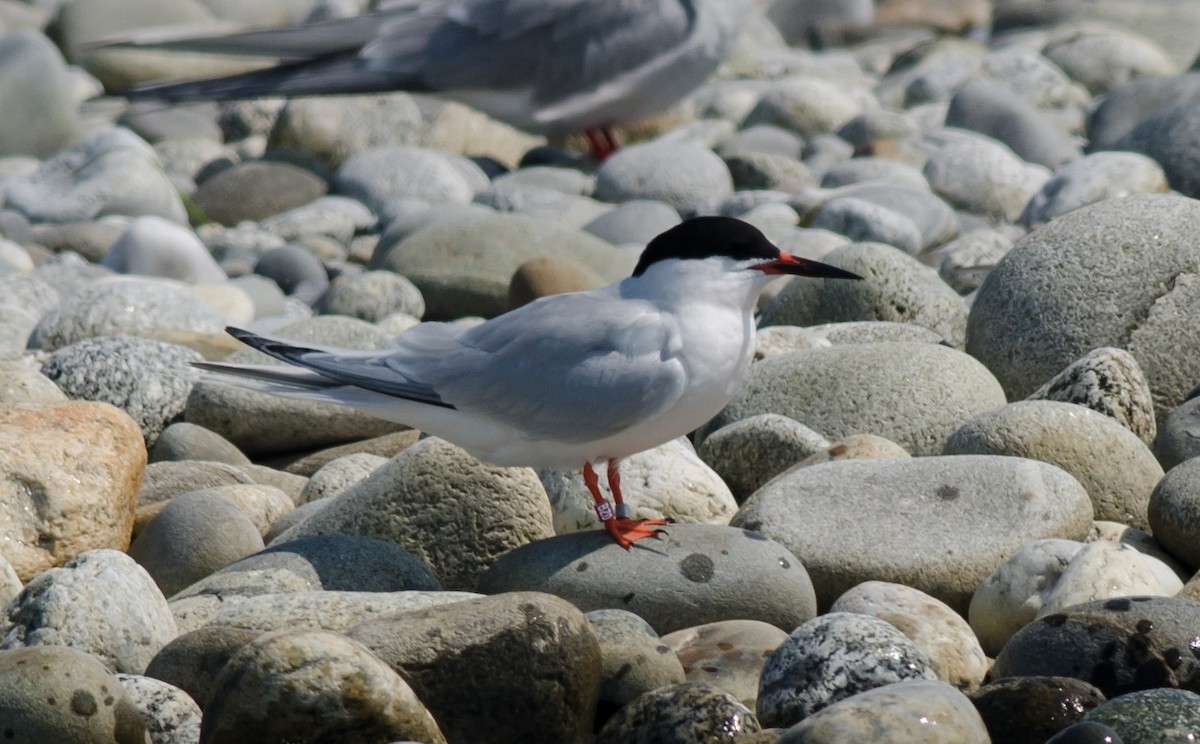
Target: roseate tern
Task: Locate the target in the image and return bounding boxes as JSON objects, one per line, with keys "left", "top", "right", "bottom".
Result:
{"left": 196, "top": 217, "right": 862, "bottom": 547}
{"left": 110, "top": 0, "right": 753, "bottom": 159}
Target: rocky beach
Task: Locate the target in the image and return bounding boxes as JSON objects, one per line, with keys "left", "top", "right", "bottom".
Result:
{"left": 3, "top": 0, "right": 1200, "bottom": 742}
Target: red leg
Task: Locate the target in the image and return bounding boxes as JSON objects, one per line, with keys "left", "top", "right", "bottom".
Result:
{"left": 602, "top": 458, "right": 667, "bottom": 549}
{"left": 584, "top": 127, "right": 620, "bottom": 160}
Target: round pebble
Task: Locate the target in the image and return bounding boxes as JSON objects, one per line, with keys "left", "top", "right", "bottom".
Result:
{"left": 593, "top": 682, "right": 760, "bottom": 743}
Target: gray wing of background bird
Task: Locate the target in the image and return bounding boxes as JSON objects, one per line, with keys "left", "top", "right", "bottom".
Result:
{"left": 112, "top": 0, "right": 698, "bottom": 104}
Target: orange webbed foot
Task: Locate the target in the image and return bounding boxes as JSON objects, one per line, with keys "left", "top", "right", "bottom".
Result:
{"left": 605, "top": 517, "right": 670, "bottom": 550}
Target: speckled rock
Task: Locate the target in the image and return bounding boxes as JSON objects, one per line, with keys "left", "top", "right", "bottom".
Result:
{"left": 968, "top": 675, "right": 1107, "bottom": 744}
{"left": 128, "top": 490, "right": 264, "bottom": 598}
{"left": 594, "top": 141, "right": 734, "bottom": 212}
{"left": 0, "top": 646, "right": 149, "bottom": 744}
{"left": 1083, "top": 687, "right": 1200, "bottom": 744}
{"left": 593, "top": 682, "right": 760, "bottom": 743}
{"left": 701, "top": 342, "right": 1006, "bottom": 456}
{"left": 944, "top": 400, "right": 1162, "bottom": 529}
{"left": 0, "top": 401, "right": 145, "bottom": 581}
{"left": 184, "top": 317, "right": 405, "bottom": 457}
{"left": 31, "top": 278, "right": 230, "bottom": 352}
{"left": 777, "top": 679, "right": 990, "bottom": 743}
{"left": 2, "top": 550, "right": 177, "bottom": 674}
{"left": 733, "top": 456, "right": 1094, "bottom": 613}
{"left": 1148, "top": 458, "right": 1200, "bottom": 569}
{"left": 662, "top": 620, "right": 789, "bottom": 710}
{"left": 697, "top": 414, "right": 830, "bottom": 503}
{"left": 276, "top": 437, "right": 551, "bottom": 590}
{"left": 346, "top": 591, "right": 601, "bottom": 744}
{"left": 993, "top": 596, "right": 1200, "bottom": 698}
{"left": 587, "top": 609, "right": 686, "bottom": 710}
{"left": 760, "top": 242, "right": 968, "bottom": 347}
{"left": 479, "top": 524, "right": 817, "bottom": 636}
{"left": 200, "top": 629, "right": 447, "bottom": 744}
{"left": 115, "top": 673, "right": 202, "bottom": 744}
{"left": 541, "top": 438, "right": 737, "bottom": 533}
{"left": 40, "top": 335, "right": 202, "bottom": 447}
{"left": 757, "top": 613, "right": 937, "bottom": 728}
{"left": 967, "top": 193, "right": 1200, "bottom": 424}
{"left": 830, "top": 581, "right": 988, "bottom": 690}
{"left": 315, "top": 269, "right": 425, "bottom": 322}
{"left": 1028, "top": 347, "right": 1157, "bottom": 446}
{"left": 373, "top": 212, "right": 632, "bottom": 319}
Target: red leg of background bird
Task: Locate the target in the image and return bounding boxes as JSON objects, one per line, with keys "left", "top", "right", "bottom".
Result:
{"left": 584, "top": 127, "right": 619, "bottom": 160}
{"left": 604, "top": 457, "right": 668, "bottom": 547}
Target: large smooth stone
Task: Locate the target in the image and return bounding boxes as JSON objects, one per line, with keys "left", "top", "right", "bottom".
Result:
{"left": 731, "top": 456, "right": 1095, "bottom": 612}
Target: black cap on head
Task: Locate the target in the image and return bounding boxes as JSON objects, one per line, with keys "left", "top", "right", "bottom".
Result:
{"left": 632, "top": 217, "right": 779, "bottom": 277}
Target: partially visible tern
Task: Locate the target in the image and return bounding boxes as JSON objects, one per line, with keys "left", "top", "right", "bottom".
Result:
{"left": 198, "top": 217, "right": 862, "bottom": 547}
{"left": 110, "top": 0, "right": 753, "bottom": 159}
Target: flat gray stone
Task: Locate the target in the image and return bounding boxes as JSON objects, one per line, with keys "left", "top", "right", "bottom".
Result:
{"left": 731, "top": 456, "right": 1095, "bottom": 612}
{"left": 967, "top": 193, "right": 1200, "bottom": 423}
{"left": 701, "top": 342, "right": 1006, "bottom": 456}
{"left": 478, "top": 524, "right": 817, "bottom": 636}
{"left": 944, "top": 400, "right": 1163, "bottom": 529}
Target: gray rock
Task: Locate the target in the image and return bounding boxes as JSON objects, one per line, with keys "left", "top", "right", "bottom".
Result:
{"left": 253, "top": 243, "right": 329, "bottom": 304}
{"left": 258, "top": 195, "right": 374, "bottom": 245}
{"left": 993, "top": 596, "right": 1200, "bottom": 698}
{"left": 138, "top": 461, "right": 255, "bottom": 510}
{"left": 702, "top": 342, "right": 1006, "bottom": 456}
{"left": 193, "top": 160, "right": 328, "bottom": 226}
{"left": 0, "top": 646, "right": 149, "bottom": 743}
{"left": 802, "top": 320, "right": 947, "bottom": 347}
{"left": 582, "top": 199, "right": 681, "bottom": 245}
{"left": 946, "top": 78, "right": 1081, "bottom": 169}
{"left": 661, "top": 619, "right": 789, "bottom": 711}
{"left": 1028, "top": 347, "right": 1157, "bottom": 445}
{"left": 731, "top": 456, "right": 1095, "bottom": 612}
{"left": 945, "top": 400, "right": 1162, "bottom": 529}
{"left": 200, "top": 629, "right": 447, "bottom": 744}
{"left": 41, "top": 335, "right": 202, "bottom": 446}
{"left": 0, "top": 555, "right": 21, "bottom": 608}
{"left": 778, "top": 679, "right": 990, "bottom": 743}
{"left": 594, "top": 141, "right": 734, "bottom": 212}
{"left": 119, "top": 101, "right": 221, "bottom": 145}
{"left": 372, "top": 212, "right": 632, "bottom": 319}
{"left": 724, "top": 150, "right": 815, "bottom": 192}
{"left": 346, "top": 591, "right": 601, "bottom": 744}
{"left": 1157, "top": 396, "right": 1200, "bottom": 471}
{"left": 474, "top": 182, "right": 611, "bottom": 228}
{"left": 277, "top": 437, "right": 552, "bottom": 591}
{"left": 1113, "top": 95, "right": 1200, "bottom": 199}
{"left": 757, "top": 612, "right": 937, "bottom": 728}
{"left": 967, "top": 193, "right": 1200, "bottom": 423}
{"left": 478, "top": 524, "right": 817, "bottom": 635}
{"left": 333, "top": 146, "right": 484, "bottom": 222}
{"left": 925, "top": 227, "right": 1015, "bottom": 295}
{"left": 0, "top": 359, "right": 68, "bottom": 405}
{"left": 101, "top": 216, "right": 226, "bottom": 284}
{"left": 0, "top": 29, "right": 81, "bottom": 158}
{"left": 1083, "top": 688, "right": 1200, "bottom": 743}
{"left": 2, "top": 549, "right": 177, "bottom": 674}
{"left": 820, "top": 158, "right": 929, "bottom": 191}
{"left": 144, "top": 625, "right": 263, "bottom": 712}
{"left": 697, "top": 414, "right": 831, "bottom": 502}
{"left": 594, "top": 682, "right": 761, "bottom": 743}
{"left": 316, "top": 269, "right": 424, "bottom": 321}
{"left": 793, "top": 434, "right": 910, "bottom": 468}
{"left": 1149, "top": 458, "right": 1200, "bottom": 569}
{"left": 718, "top": 124, "right": 805, "bottom": 159}
{"left": 812, "top": 182, "right": 961, "bottom": 252}
{"left": 149, "top": 422, "right": 251, "bottom": 466}
{"left": 922, "top": 128, "right": 1051, "bottom": 221}
{"left": 129, "top": 490, "right": 265, "bottom": 598}
{"left": 966, "top": 675, "right": 1106, "bottom": 744}
{"left": 184, "top": 316, "right": 405, "bottom": 456}
{"left": 741, "top": 76, "right": 869, "bottom": 139}
{"left": 1021, "top": 152, "right": 1168, "bottom": 227}
{"left": 116, "top": 673, "right": 202, "bottom": 744}
{"left": 1086, "top": 72, "right": 1200, "bottom": 150}
{"left": 268, "top": 93, "right": 425, "bottom": 169}
{"left": 1045, "top": 720, "right": 1126, "bottom": 744}
{"left": 810, "top": 196, "right": 924, "bottom": 255}
{"left": 1042, "top": 23, "right": 1176, "bottom": 96}
{"left": 3, "top": 127, "right": 186, "bottom": 224}
{"left": 760, "top": 243, "right": 968, "bottom": 346}
{"left": 297, "top": 452, "right": 387, "bottom": 504}
{"left": 587, "top": 609, "right": 686, "bottom": 709}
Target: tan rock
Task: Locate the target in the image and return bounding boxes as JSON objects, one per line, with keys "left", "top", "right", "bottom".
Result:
{"left": 0, "top": 402, "right": 145, "bottom": 581}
